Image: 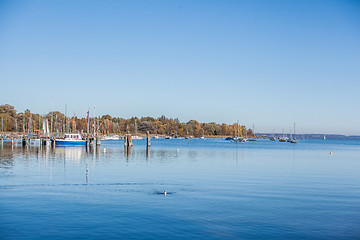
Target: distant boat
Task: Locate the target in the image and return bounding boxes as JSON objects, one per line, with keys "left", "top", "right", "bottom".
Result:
{"left": 232, "top": 137, "right": 247, "bottom": 142}
{"left": 54, "top": 133, "right": 86, "bottom": 146}
{"left": 270, "top": 137, "right": 276, "bottom": 141}
{"left": 153, "top": 134, "right": 159, "bottom": 139}
{"left": 102, "top": 134, "right": 121, "bottom": 140}
{"left": 290, "top": 122, "right": 298, "bottom": 143}
{"left": 165, "top": 136, "right": 172, "bottom": 139}
{"left": 132, "top": 135, "right": 143, "bottom": 140}
{"left": 200, "top": 130, "right": 205, "bottom": 139}
{"left": 131, "top": 121, "right": 143, "bottom": 140}
{"left": 324, "top": 135, "right": 326, "bottom": 140}
{"left": 279, "top": 129, "right": 286, "bottom": 142}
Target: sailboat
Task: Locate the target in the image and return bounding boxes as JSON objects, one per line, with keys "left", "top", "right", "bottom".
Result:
{"left": 200, "top": 129, "right": 205, "bottom": 139}
{"left": 279, "top": 129, "right": 286, "bottom": 142}
{"left": 290, "top": 123, "right": 297, "bottom": 143}
{"left": 132, "top": 121, "right": 143, "bottom": 140}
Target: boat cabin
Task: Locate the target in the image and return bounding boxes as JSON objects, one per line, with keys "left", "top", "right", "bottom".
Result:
{"left": 64, "top": 134, "right": 82, "bottom": 140}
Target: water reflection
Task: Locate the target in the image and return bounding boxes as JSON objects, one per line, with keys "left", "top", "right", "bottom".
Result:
{"left": 53, "top": 147, "right": 85, "bottom": 162}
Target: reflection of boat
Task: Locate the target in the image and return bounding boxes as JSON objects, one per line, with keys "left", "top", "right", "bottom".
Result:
{"left": 54, "top": 147, "right": 84, "bottom": 161}
{"left": 54, "top": 133, "right": 86, "bottom": 146}
{"left": 102, "top": 134, "right": 121, "bottom": 140}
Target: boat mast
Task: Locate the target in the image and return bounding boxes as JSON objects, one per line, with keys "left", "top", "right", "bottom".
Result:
{"left": 87, "top": 109, "right": 90, "bottom": 137}
{"left": 65, "top": 104, "right": 67, "bottom": 133}
{"left": 237, "top": 120, "right": 239, "bottom": 138}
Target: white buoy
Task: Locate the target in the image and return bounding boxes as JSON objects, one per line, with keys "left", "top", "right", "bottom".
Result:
{"left": 164, "top": 191, "right": 167, "bottom": 196}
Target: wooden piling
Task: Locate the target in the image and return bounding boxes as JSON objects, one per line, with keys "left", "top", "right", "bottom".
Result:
{"left": 128, "top": 135, "right": 133, "bottom": 147}
{"left": 147, "top": 131, "right": 151, "bottom": 147}
{"left": 124, "top": 134, "right": 128, "bottom": 147}
{"left": 96, "top": 135, "right": 101, "bottom": 146}
{"left": 22, "top": 137, "right": 27, "bottom": 147}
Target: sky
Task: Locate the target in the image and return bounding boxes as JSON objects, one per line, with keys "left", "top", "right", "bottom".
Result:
{"left": 0, "top": 0, "right": 359, "bottom": 135}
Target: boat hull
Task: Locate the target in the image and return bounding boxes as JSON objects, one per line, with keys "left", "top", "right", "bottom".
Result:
{"left": 54, "top": 140, "right": 87, "bottom": 146}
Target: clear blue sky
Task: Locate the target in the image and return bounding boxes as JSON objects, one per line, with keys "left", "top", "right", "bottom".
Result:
{"left": 0, "top": 0, "right": 359, "bottom": 135}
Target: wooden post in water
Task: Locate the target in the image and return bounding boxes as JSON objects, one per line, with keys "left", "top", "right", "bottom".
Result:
{"left": 124, "top": 134, "right": 128, "bottom": 148}
{"left": 128, "top": 135, "right": 133, "bottom": 147}
{"left": 147, "top": 131, "right": 151, "bottom": 147}
{"left": 22, "top": 136, "right": 27, "bottom": 147}
{"left": 96, "top": 134, "right": 101, "bottom": 146}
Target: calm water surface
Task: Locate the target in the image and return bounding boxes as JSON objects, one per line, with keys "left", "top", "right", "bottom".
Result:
{"left": 1, "top": 138, "right": 359, "bottom": 239}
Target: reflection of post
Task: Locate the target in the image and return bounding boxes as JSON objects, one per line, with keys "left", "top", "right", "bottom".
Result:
{"left": 86, "top": 156, "right": 89, "bottom": 185}
{"left": 96, "top": 145, "right": 100, "bottom": 159}
{"left": 125, "top": 145, "right": 132, "bottom": 160}
{"left": 146, "top": 145, "right": 150, "bottom": 159}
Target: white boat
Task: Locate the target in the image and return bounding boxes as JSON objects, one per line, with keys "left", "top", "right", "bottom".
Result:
{"left": 102, "top": 134, "right": 121, "bottom": 140}
{"left": 200, "top": 129, "right": 205, "bottom": 139}
{"left": 132, "top": 135, "right": 143, "bottom": 140}
{"left": 54, "top": 133, "right": 86, "bottom": 146}
{"left": 153, "top": 134, "right": 159, "bottom": 139}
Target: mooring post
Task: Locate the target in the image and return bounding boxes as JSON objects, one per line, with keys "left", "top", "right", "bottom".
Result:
{"left": 96, "top": 135, "right": 101, "bottom": 146}
{"left": 124, "top": 134, "right": 128, "bottom": 148}
{"left": 147, "top": 131, "right": 151, "bottom": 147}
{"left": 22, "top": 137, "right": 27, "bottom": 147}
{"left": 128, "top": 134, "right": 133, "bottom": 147}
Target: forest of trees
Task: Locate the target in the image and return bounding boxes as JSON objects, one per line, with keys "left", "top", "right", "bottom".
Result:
{"left": 0, "top": 104, "right": 254, "bottom": 137}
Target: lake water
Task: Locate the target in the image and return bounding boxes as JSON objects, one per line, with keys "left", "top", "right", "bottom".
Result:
{"left": 1, "top": 138, "right": 359, "bottom": 239}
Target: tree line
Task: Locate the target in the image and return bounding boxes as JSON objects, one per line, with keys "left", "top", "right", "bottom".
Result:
{"left": 0, "top": 104, "right": 254, "bottom": 137}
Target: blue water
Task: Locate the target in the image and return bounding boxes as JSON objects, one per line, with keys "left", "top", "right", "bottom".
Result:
{"left": 1, "top": 138, "right": 359, "bottom": 239}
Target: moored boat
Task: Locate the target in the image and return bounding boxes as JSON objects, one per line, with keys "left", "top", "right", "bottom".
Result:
{"left": 102, "top": 134, "right": 121, "bottom": 140}
{"left": 132, "top": 135, "right": 143, "bottom": 140}
{"left": 54, "top": 133, "right": 86, "bottom": 146}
